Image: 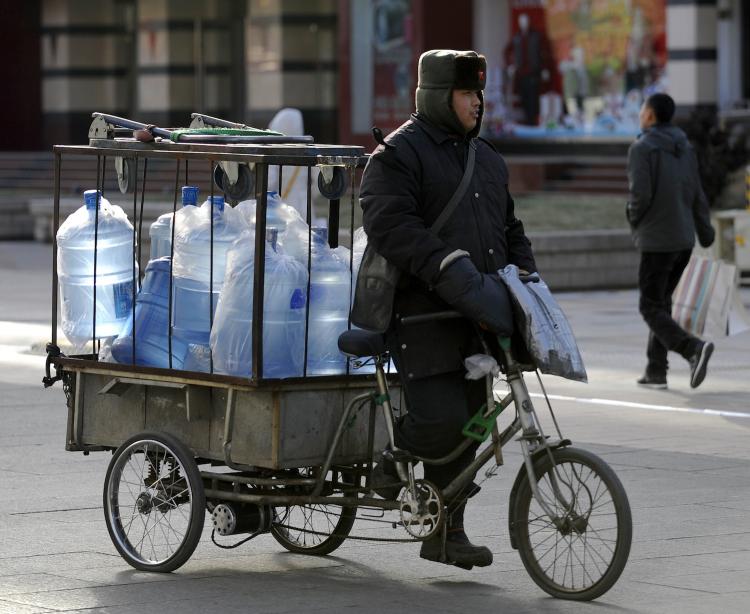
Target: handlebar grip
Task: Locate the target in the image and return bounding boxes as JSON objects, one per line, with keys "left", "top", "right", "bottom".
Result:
{"left": 400, "top": 310, "right": 462, "bottom": 326}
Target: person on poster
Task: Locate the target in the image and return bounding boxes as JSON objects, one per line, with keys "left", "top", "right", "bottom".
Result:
{"left": 359, "top": 49, "right": 536, "bottom": 569}
{"left": 504, "top": 13, "right": 551, "bottom": 125}
{"left": 626, "top": 93, "right": 715, "bottom": 390}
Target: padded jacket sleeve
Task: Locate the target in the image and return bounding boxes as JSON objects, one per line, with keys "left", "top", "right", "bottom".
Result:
{"left": 689, "top": 151, "right": 715, "bottom": 248}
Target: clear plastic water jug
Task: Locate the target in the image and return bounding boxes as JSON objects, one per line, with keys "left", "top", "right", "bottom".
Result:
{"left": 237, "top": 191, "right": 303, "bottom": 233}
{"left": 211, "top": 229, "right": 308, "bottom": 378}
{"left": 111, "top": 257, "right": 188, "bottom": 368}
{"left": 306, "top": 227, "right": 350, "bottom": 375}
{"left": 149, "top": 185, "right": 199, "bottom": 261}
{"left": 171, "top": 195, "right": 246, "bottom": 367}
{"left": 57, "top": 190, "right": 137, "bottom": 345}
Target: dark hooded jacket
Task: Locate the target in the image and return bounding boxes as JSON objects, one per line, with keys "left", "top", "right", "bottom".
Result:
{"left": 626, "top": 123, "right": 715, "bottom": 252}
{"left": 360, "top": 111, "right": 536, "bottom": 379}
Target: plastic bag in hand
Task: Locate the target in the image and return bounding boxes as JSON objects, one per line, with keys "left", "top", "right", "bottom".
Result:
{"left": 498, "top": 264, "right": 587, "bottom": 382}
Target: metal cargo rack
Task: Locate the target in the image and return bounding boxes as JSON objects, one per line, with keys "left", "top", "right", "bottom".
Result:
{"left": 46, "top": 112, "right": 399, "bottom": 470}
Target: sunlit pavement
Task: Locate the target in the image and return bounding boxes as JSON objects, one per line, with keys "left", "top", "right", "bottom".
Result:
{"left": 0, "top": 241, "right": 748, "bottom": 613}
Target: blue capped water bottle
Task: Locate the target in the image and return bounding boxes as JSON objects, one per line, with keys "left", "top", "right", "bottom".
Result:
{"left": 211, "top": 229, "right": 308, "bottom": 378}
{"left": 111, "top": 257, "right": 188, "bottom": 368}
{"left": 57, "top": 189, "right": 136, "bottom": 346}
{"left": 171, "top": 194, "right": 245, "bottom": 368}
{"left": 306, "top": 227, "right": 350, "bottom": 375}
{"left": 149, "top": 186, "right": 199, "bottom": 261}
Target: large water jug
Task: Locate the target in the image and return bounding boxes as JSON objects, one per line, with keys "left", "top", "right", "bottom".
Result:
{"left": 111, "top": 257, "right": 188, "bottom": 368}
{"left": 171, "top": 195, "right": 246, "bottom": 367}
{"left": 57, "top": 190, "right": 136, "bottom": 346}
{"left": 211, "top": 230, "right": 308, "bottom": 378}
{"left": 149, "top": 186, "right": 199, "bottom": 261}
{"left": 237, "top": 191, "right": 303, "bottom": 233}
{"left": 307, "top": 227, "right": 350, "bottom": 375}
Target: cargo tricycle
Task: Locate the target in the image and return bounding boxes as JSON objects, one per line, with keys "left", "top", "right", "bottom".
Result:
{"left": 44, "top": 113, "right": 631, "bottom": 601}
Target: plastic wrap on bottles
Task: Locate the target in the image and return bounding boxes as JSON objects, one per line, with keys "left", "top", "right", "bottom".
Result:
{"left": 277, "top": 217, "right": 311, "bottom": 264}
{"left": 497, "top": 264, "right": 587, "bottom": 383}
{"left": 57, "top": 190, "right": 137, "bottom": 346}
{"left": 210, "top": 230, "right": 308, "bottom": 378}
{"left": 170, "top": 196, "right": 247, "bottom": 364}
{"left": 149, "top": 185, "right": 200, "bottom": 261}
{"left": 236, "top": 191, "right": 303, "bottom": 233}
{"left": 306, "top": 228, "right": 350, "bottom": 375}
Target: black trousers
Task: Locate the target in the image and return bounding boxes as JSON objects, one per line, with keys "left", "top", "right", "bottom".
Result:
{"left": 638, "top": 250, "right": 698, "bottom": 376}
{"left": 389, "top": 363, "right": 485, "bottom": 493}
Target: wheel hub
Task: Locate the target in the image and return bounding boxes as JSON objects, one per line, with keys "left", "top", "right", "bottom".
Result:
{"left": 135, "top": 492, "right": 153, "bottom": 515}
{"left": 556, "top": 513, "right": 589, "bottom": 535}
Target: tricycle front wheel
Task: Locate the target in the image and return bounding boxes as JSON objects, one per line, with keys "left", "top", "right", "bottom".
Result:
{"left": 513, "top": 447, "right": 632, "bottom": 601}
{"left": 103, "top": 431, "right": 206, "bottom": 572}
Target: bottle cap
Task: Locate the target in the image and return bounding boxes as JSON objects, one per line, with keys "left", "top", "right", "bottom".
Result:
{"left": 209, "top": 195, "right": 225, "bottom": 212}
{"left": 84, "top": 189, "right": 102, "bottom": 209}
{"left": 267, "top": 191, "right": 280, "bottom": 206}
{"left": 312, "top": 226, "right": 328, "bottom": 243}
{"left": 181, "top": 186, "right": 199, "bottom": 206}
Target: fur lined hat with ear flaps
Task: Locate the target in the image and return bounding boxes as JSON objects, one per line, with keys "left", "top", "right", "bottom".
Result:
{"left": 415, "top": 49, "right": 486, "bottom": 138}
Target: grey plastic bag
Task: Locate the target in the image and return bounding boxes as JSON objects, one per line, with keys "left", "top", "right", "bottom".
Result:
{"left": 498, "top": 265, "right": 587, "bottom": 383}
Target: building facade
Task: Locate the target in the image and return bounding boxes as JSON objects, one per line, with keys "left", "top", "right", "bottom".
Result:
{"left": 1, "top": 0, "right": 747, "bottom": 151}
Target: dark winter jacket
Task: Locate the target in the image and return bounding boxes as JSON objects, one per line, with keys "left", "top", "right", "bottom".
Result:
{"left": 360, "top": 113, "right": 536, "bottom": 379}
{"left": 626, "top": 123, "right": 715, "bottom": 252}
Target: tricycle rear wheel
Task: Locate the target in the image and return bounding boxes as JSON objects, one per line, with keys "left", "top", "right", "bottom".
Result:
{"left": 103, "top": 431, "right": 206, "bottom": 572}
{"left": 271, "top": 469, "right": 356, "bottom": 555}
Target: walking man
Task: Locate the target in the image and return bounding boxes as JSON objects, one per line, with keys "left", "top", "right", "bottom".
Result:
{"left": 358, "top": 49, "right": 536, "bottom": 569}
{"left": 626, "top": 93, "right": 716, "bottom": 389}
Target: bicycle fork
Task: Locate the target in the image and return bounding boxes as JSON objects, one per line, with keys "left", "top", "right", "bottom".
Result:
{"left": 504, "top": 356, "right": 574, "bottom": 523}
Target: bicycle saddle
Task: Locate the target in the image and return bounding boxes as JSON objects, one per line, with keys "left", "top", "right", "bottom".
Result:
{"left": 337, "top": 329, "right": 387, "bottom": 358}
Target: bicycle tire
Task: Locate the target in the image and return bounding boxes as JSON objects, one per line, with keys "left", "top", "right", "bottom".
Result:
{"left": 271, "top": 469, "right": 357, "bottom": 555}
{"left": 513, "top": 446, "right": 632, "bottom": 601}
{"left": 103, "top": 431, "right": 206, "bottom": 572}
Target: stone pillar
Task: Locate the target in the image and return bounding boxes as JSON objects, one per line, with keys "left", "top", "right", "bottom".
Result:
{"left": 41, "top": 0, "right": 133, "bottom": 145}
{"left": 666, "top": 0, "right": 718, "bottom": 117}
{"left": 136, "top": 0, "right": 244, "bottom": 128}
{"left": 245, "top": 0, "right": 337, "bottom": 141}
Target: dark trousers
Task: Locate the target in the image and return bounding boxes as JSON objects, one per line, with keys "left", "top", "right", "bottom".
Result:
{"left": 390, "top": 366, "right": 485, "bottom": 493}
{"left": 638, "top": 250, "right": 698, "bottom": 376}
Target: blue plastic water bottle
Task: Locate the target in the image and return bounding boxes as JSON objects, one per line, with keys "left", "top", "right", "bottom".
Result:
{"left": 111, "top": 257, "right": 189, "bottom": 368}
{"left": 149, "top": 186, "right": 199, "bottom": 261}
{"left": 57, "top": 190, "right": 136, "bottom": 345}
{"left": 306, "top": 227, "right": 350, "bottom": 375}
{"left": 171, "top": 195, "right": 244, "bottom": 368}
{"left": 211, "top": 229, "right": 308, "bottom": 378}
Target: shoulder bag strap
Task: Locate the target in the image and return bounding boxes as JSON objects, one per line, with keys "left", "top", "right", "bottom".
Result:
{"left": 429, "top": 138, "right": 477, "bottom": 235}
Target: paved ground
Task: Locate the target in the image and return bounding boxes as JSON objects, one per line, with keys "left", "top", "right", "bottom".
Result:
{"left": 0, "top": 241, "right": 749, "bottom": 613}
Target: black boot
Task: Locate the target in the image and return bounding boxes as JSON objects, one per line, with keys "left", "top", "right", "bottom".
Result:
{"left": 419, "top": 500, "right": 492, "bottom": 570}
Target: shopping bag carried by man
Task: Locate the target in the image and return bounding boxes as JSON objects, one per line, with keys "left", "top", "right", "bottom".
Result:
{"left": 672, "top": 254, "right": 739, "bottom": 338}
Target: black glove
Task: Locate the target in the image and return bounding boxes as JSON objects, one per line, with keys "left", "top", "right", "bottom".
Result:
{"left": 698, "top": 226, "right": 715, "bottom": 249}
{"left": 433, "top": 256, "right": 514, "bottom": 336}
